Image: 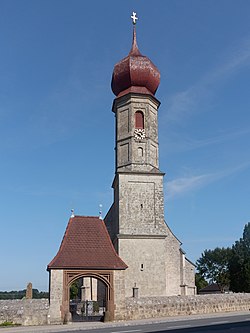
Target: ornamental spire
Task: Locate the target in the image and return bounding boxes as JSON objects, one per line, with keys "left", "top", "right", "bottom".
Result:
{"left": 111, "top": 12, "right": 160, "bottom": 97}
{"left": 129, "top": 12, "right": 141, "bottom": 56}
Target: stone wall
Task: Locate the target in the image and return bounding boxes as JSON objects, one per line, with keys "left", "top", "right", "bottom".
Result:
{"left": 0, "top": 299, "right": 49, "bottom": 326}
{"left": 124, "top": 294, "right": 250, "bottom": 320}
{"left": 1, "top": 294, "right": 250, "bottom": 325}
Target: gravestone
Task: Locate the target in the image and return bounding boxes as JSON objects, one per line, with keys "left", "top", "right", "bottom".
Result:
{"left": 26, "top": 282, "right": 33, "bottom": 299}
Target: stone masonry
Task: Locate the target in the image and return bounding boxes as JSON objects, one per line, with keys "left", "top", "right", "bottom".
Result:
{"left": 122, "top": 293, "right": 250, "bottom": 320}
{"left": 114, "top": 94, "right": 160, "bottom": 173}
{"left": 0, "top": 299, "right": 49, "bottom": 326}
{"left": 2, "top": 294, "right": 250, "bottom": 325}
{"left": 105, "top": 92, "right": 196, "bottom": 298}
{"left": 47, "top": 269, "right": 64, "bottom": 324}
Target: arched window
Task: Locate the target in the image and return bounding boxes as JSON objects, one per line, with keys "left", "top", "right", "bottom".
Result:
{"left": 135, "top": 111, "right": 144, "bottom": 129}
{"left": 138, "top": 147, "right": 143, "bottom": 157}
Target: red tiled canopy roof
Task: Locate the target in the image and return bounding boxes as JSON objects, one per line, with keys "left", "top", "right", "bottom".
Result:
{"left": 47, "top": 216, "right": 127, "bottom": 270}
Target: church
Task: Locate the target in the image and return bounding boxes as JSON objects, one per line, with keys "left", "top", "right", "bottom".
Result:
{"left": 47, "top": 13, "right": 195, "bottom": 324}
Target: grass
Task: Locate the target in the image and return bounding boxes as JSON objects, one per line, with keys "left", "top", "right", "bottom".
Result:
{"left": 0, "top": 321, "right": 21, "bottom": 327}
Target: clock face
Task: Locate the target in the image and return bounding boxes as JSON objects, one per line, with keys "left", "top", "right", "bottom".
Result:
{"left": 134, "top": 128, "right": 145, "bottom": 140}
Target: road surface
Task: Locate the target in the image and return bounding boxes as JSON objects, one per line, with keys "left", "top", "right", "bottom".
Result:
{"left": 2, "top": 312, "right": 250, "bottom": 333}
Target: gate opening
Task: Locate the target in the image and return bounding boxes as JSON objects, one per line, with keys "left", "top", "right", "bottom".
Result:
{"left": 69, "top": 276, "right": 107, "bottom": 322}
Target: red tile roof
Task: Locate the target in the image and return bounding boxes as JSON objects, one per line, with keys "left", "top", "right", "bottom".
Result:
{"left": 47, "top": 216, "right": 127, "bottom": 270}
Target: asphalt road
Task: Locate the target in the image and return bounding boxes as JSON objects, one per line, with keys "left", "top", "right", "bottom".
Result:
{"left": 68, "top": 314, "right": 250, "bottom": 333}
{"left": 1, "top": 313, "right": 250, "bottom": 333}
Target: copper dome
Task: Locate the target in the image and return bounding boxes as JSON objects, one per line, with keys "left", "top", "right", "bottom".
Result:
{"left": 111, "top": 27, "right": 160, "bottom": 97}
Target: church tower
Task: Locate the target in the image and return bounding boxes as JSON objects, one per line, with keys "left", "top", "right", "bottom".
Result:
{"left": 105, "top": 14, "right": 195, "bottom": 297}
{"left": 110, "top": 23, "right": 167, "bottom": 237}
{"left": 47, "top": 14, "right": 195, "bottom": 325}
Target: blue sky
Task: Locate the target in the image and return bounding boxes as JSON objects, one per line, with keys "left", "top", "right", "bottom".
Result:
{"left": 1, "top": 0, "right": 250, "bottom": 291}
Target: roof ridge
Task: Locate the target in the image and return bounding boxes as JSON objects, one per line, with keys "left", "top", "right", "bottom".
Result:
{"left": 73, "top": 215, "right": 99, "bottom": 218}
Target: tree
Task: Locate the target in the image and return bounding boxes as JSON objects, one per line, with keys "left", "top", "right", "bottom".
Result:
{"left": 229, "top": 222, "right": 250, "bottom": 292}
{"left": 195, "top": 273, "right": 208, "bottom": 292}
{"left": 70, "top": 280, "right": 81, "bottom": 300}
{"left": 0, "top": 289, "right": 48, "bottom": 299}
{"left": 196, "top": 247, "right": 232, "bottom": 292}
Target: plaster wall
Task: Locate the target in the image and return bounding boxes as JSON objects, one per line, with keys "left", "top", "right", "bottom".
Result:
{"left": 117, "top": 173, "right": 167, "bottom": 236}
{"left": 105, "top": 203, "right": 118, "bottom": 248}
{"left": 119, "top": 237, "right": 167, "bottom": 298}
{"left": 114, "top": 94, "right": 160, "bottom": 173}
{"left": 113, "top": 270, "right": 126, "bottom": 320}
{"left": 184, "top": 259, "right": 196, "bottom": 295}
{"left": 105, "top": 172, "right": 196, "bottom": 297}
{"left": 164, "top": 232, "right": 182, "bottom": 295}
{"left": 104, "top": 90, "right": 196, "bottom": 299}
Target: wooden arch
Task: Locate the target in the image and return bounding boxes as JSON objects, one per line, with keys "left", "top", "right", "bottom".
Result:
{"left": 62, "top": 269, "right": 114, "bottom": 322}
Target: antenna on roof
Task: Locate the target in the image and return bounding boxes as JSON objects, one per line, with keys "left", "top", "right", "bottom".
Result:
{"left": 71, "top": 209, "right": 75, "bottom": 218}
{"left": 99, "top": 204, "right": 103, "bottom": 220}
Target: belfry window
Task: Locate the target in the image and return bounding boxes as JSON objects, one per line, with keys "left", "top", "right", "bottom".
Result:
{"left": 135, "top": 111, "right": 144, "bottom": 129}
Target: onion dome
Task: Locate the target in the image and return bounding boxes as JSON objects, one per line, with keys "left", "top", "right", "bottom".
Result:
{"left": 111, "top": 26, "right": 160, "bottom": 97}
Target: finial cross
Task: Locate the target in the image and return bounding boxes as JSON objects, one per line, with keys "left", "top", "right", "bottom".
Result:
{"left": 131, "top": 12, "right": 138, "bottom": 25}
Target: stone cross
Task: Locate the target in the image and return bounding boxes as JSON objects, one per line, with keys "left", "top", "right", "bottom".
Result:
{"left": 26, "top": 282, "right": 33, "bottom": 299}
{"left": 131, "top": 12, "right": 138, "bottom": 25}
